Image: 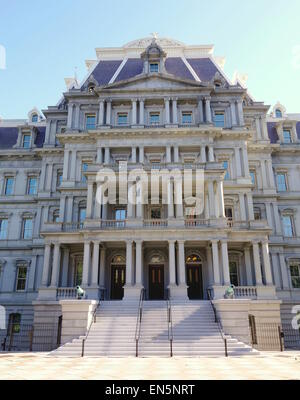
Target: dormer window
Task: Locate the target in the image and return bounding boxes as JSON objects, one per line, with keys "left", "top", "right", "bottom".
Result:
{"left": 150, "top": 63, "right": 159, "bottom": 73}
{"left": 214, "top": 111, "right": 225, "bottom": 128}
{"left": 275, "top": 109, "right": 282, "bottom": 118}
{"left": 118, "top": 113, "right": 128, "bottom": 125}
{"left": 150, "top": 112, "right": 160, "bottom": 125}
{"left": 22, "top": 134, "right": 31, "bottom": 149}
{"left": 31, "top": 114, "right": 38, "bottom": 123}
{"left": 85, "top": 114, "right": 96, "bottom": 130}
{"left": 283, "top": 129, "right": 292, "bottom": 144}
{"left": 182, "top": 112, "right": 193, "bottom": 125}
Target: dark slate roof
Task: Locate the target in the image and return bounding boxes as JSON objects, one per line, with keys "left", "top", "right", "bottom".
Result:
{"left": 115, "top": 58, "right": 144, "bottom": 82}
{"left": 0, "top": 127, "right": 18, "bottom": 149}
{"left": 165, "top": 58, "right": 195, "bottom": 81}
{"left": 187, "top": 58, "right": 220, "bottom": 82}
{"left": 267, "top": 122, "right": 279, "bottom": 143}
{"left": 92, "top": 60, "right": 122, "bottom": 86}
{"left": 0, "top": 126, "right": 45, "bottom": 149}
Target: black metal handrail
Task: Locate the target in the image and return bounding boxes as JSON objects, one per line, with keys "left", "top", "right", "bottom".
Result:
{"left": 207, "top": 288, "right": 228, "bottom": 357}
{"left": 81, "top": 288, "right": 105, "bottom": 357}
{"left": 135, "top": 288, "right": 145, "bottom": 357}
{"left": 167, "top": 290, "right": 174, "bottom": 357}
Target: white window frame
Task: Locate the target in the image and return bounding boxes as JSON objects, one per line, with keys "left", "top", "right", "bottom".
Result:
{"left": 27, "top": 176, "right": 38, "bottom": 195}
{"left": 282, "top": 214, "right": 294, "bottom": 238}
{"left": 4, "top": 176, "right": 14, "bottom": 196}
{"left": 22, "top": 217, "right": 33, "bottom": 240}
{"left": 22, "top": 133, "right": 32, "bottom": 149}
{"left": 85, "top": 114, "right": 96, "bottom": 130}
{"left": 15, "top": 263, "right": 28, "bottom": 292}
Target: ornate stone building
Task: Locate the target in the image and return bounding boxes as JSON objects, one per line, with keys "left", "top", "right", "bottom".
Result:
{"left": 0, "top": 37, "right": 299, "bottom": 352}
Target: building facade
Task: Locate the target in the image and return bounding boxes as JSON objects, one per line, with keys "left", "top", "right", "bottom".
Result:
{"left": 0, "top": 37, "right": 299, "bottom": 346}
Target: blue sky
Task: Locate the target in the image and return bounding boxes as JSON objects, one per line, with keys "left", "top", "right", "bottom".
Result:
{"left": 0, "top": 0, "right": 299, "bottom": 118}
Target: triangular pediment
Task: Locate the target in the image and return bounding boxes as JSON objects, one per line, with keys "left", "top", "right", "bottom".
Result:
{"left": 101, "top": 73, "right": 205, "bottom": 91}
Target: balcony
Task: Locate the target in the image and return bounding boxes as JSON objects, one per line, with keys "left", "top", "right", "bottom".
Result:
{"left": 56, "top": 287, "right": 77, "bottom": 299}
{"left": 185, "top": 219, "right": 210, "bottom": 228}
{"left": 234, "top": 286, "right": 257, "bottom": 299}
{"left": 143, "top": 219, "right": 168, "bottom": 228}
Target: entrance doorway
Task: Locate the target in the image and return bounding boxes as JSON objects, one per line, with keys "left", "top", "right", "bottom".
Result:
{"left": 110, "top": 255, "right": 126, "bottom": 300}
{"left": 149, "top": 265, "right": 165, "bottom": 300}
{"left": 186, "top": 254, "right": 203, "bottom": 300}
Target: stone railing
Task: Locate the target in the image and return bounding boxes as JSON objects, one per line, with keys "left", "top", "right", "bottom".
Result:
{"left": 234, "top": 286, "right": 257, "bottom": 299}
{"left": 100, "top": 220, "right": 127, "bottom": 229}
{"left": 185, "top": 219, "right": 209, "bottom": 227}
{"left": 56, "top": 287, "right": 77, "bottom": 299}
{"left": 62, "top": 222, "right": 84, "bottom": 232}
{"left": 227, "top": 219, "right": 250, "bottom": 229}
{"left": 143, "top": 219, "right": 168, "bottom": 228}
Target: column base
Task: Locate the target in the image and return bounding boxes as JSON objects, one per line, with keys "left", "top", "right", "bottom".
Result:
{"left": 123, "top": 285, "right": 143, "bottom": 301}
{"left": 168, "top": 284, "right": 188, "bottom": 300}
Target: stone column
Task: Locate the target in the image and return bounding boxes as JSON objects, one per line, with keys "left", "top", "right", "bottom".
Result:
{"left": 131, "top": 147, "right": 137, "bottom": 163}
{"left": 139, "top": 147, "right": 144, "bottom": 164}
{"left": 135, "top": 240, "right": 143, "bottom": 286}
{"left": 211, "top": 240, "right": 221, "bottom": 285}
{"left": 63, "top": 150, "right": 70, "bottom": 181}
{"left": 242, "top": 146, "right": 250, "bottom": 177}
{"left": 217, "top": 181, "right": 225, "bottom": 218}
{"left": 166, "top": 146, "right": 171, "bottom": 163}
{"left": 127, "top": 181, "right": 135, "bottom": 219}
{"left": 74, "top": 104, "right": 80, "bottom": 129}
{"left": 279, "top": 253, "right": 290, "bottom": 290}
{"left": 104, "top": 147, "right": 110, "bottom": 165}
{"left": 235, "top": 147, "right": 242, "bottom": 178}
{"left": 246, "top": 193, "right": 255, "bottom": 221}
{"left": 86, "top": 181, "right": 94, "bottom": 219}
{"left": 91, "top": 242, "right": 100, "bottom": 286}
{"left": 172, "top": 98, "right": 178, "bottom": 124}
{"left": 67, "top": 103, "right": 73, "bottom": 129}
{"left": 261, "top": 241, "right": 273, "bottom": 285}
{"left": 208, "top": 146, "right": 214, "bottom": 162}
{"left": 261, "top": 116, "right": 269, "bottom": 140}
{"left": 221, "top": 240, "right": 230, "bottom": 286}
{"left": 261, "top": 160, "right": 268, "bottom": 188}
{"left": 61, "top": 247, "right": 70, "bottom": 287}
{"left": 98, "top": 100, "right": 105, "bottom": 126}
{"left": 139, "top": 99, "right": 144, "bottom": 125}
{"left": 39, "top": 164, "right": 46, "bottom": 191}
{"left": 164, "top": 98, "right": 170, "bottom": 125}
{"left": 200, "top": 146, "right": 206, "bottom": 163}
{"left": 237, "top": 99, "right": 244, "bottom": 126}
{"left": 41, "top": 244, "right": 51, "bottom": 286}
{"left": 94, "top": 183, "right": 102, "bottom": 219}
{"left": 205, "top": 191, "right": 210, "bottom": 220}
{"left": 174, "top": 146, "right": 179, "bottom": 163}
{"left": 230, "top": 101, "right": 237, "bottom": 127}
{"left": 208, "top": 181, "right": 216, "bottom": 218}
{"left": 126, "top": 240, "right": 133, "bottom": 286}
{"left": 82, "top": 241, "right": 91, "bottom": 286}
{"left": 177, "top": 240, "right": 186, "bottom": 286}
{"left": 273, "top": 203, "right": 282, "bottom": 235}
{"left": 253, "top": 242, "right": 263, "bottom": 285}
{"left": 132, "top": 99, "right": 137, "bottom": 126}
{"left": 206, "top": 246, "right": 214, "bottom": 286}
{"left": 239, "top": 193, "right": 246, "bottom": 221}
{"left": 168, "top": 240, "right": 176, "bottom": 285}
{"left": 59, "top": 196, "right": 66, "bottom": 222}
{"left": 50, "top": 243, "right": 61, "bottom": 287}
{"left": 96, "top": 147, "right": 103, "bottom": 164}
{"left": 136, "top": 179, "right": 143, "bottom": 219}
{"left": 168, "top": 180, "right": 174, "bottom": 218}
{"left": 244, "top": 246, "right": 253, "bottom": 285}
{"left": 174, "top": 179, "right": 183, "bottom": 218}
{"left": 198, "top": 98, "right": 204, "bottom": 123}
{"left": 106, "top": 100, "right": 112, "bottom": 126}
{"left": 255, "top": 117, "right": 262, "bottom": 140}
{"left": 99, "top": 247, "right": 106, "bottom": 288}
{"left": 70, "top": 150, "right": 77, "bottom": 182}
{"left": 267, "top": 159, "right": 275, "bottom": 188}
{"left": 205, "top": 97, "right": 212, "bottom": 123}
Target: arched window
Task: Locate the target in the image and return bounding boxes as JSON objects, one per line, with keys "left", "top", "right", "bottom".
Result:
{"left": 111, "top": 255, "right": 126, "bottom": 265}
{"left": 186, "top": 254, "right": 202, "bottom": 264}
{"left": 149, "top": 254, "right": 164, "bottom": 264}
{"left": 275, "top": 109, "right": 282, "bottom": 118}
{"left": 31, "top": 114, "right": 38, "bottom": 123}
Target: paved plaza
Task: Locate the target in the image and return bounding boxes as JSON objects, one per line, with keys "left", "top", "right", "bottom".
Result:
{"left": 0, "top": 352, "right": 299, "bottom": 380}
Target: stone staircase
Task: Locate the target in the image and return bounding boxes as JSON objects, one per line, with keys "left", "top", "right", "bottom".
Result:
{"left": 51, "top": 300, "right": 257, "bottom": 357}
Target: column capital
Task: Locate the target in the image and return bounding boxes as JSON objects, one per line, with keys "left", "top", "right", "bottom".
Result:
{"left": 220, "top": 239, "right": 228, "bottom": 245}
{"left": 93, "top": 240, "right": 101, "bottom": 246}
{"left": 164, "top": 97, "right": 171, "bottom": 102}
{"left": 177, "top": 240, "right": 185, "bottom": 246}
{"left": 168, "top": 239, "right": 176, "bottom": 245}
{"left": 135, "top": 239, "right": 143, "bottom": 245}
{"left": 171, "top": 97, "right": 178, "bottom": 101}
{"left": 138, "top": 97, "right": 145, "bottom": 102}
{"left": 211, "top": 239, "right": 219, "bottom": 245}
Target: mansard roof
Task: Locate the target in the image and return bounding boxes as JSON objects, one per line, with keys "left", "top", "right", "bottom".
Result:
{"left": 267, "top": 121, "right": 300, "bottom": 143}
{"left": 0, "top": 126, "right": 46, "bottom": 149}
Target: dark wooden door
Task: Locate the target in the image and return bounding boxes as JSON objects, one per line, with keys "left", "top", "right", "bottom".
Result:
{"left": 111, "top": 266, "right": 126, "bottom": 300}
{"left": 149, "top": 265, "right": 164, "bottom": 300}
{"left": 186, "top": 265, "right": 203, "bottom": 300}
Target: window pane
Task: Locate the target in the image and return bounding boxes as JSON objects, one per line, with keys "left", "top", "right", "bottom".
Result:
{"left": 282, "top": 216, "right": 293, "bottom": 237}
{"left": 150, "top": 63, "right": 159, "bottom": 73}
{"left": 118, "top": 114, "right": 128, "bottom": 125}
{"left": 214, "top": 112, "right": 225, "bottom": 127}
{"left": 283, "top": 130, "right": 292, "bottom": 143}
{"left": 74, "top": 262, "right": 83, "bottom": 286}
{"left": 275, "top": 109, "right": 282, "bottom": 118}
{"left": 229, "top": 262, "right": 239, "bottom": 286}
{"left": 223, "top": 161, "right": 230, "bottom": 180}
{"left": 28, "top": 177, "right": 37, "bottom": 195}
{"left": 5, "top": 178, "right": 14, "bottom": 195}
{"left": 16, "top": 266, "right": 27, "bottom": 291}
{"left": 79, "top": 208, "right": 86, "bottom": 222}
{"left": 0, "top": 219, "right": 8, "bottom": 239}
{"left": 150, "top": 113, "right": 160, "bottom": 124}
{"left": 277, "top": 174, "right": 287, "bottom": 192}
{"left": 290, "top": 265, "right": 300, "bottom": 289}
{"left": 23, "top": 135, "right": 31, "bottom": 148}
{"left": 182, "top": 113, "right": 192, "bottom": 124}
{"left": 23, "top": 219, "right": 33, "bottom": 239}
{"left": 250, "top": 171, "right": 256, "bottom": 185}
{"left": 85, "top": 115, "right": 96, "bottom": 130}
{"left": 32, "top": 114, "right": 38, "bottom": 123}
{"left": 115, "top": 209, "right": 126, "bottom": 220}
{"left": 151, "top": 208, "right": 161, "bottom": 219}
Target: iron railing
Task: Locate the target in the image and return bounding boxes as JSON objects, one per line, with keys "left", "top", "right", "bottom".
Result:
{"left": 249, "top": 316, "right": 284, "bottom": 351}
{"left": 282, "top": 323, "right": 300, "bottom": 349}
{"left": 81, "top": 289, "right": 105, "bottom": 357}
{"left": 167, "top": 290, "right": 174, "bottom": 357}
{"left": 135, "top": 288, "right": 145, "bottom": 357}
{"left": 207, "top": 288, "right": 228, "bottom": 357}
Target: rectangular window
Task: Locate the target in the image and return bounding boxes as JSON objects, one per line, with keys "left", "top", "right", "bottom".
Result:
{"left": 85, "top": 114, "right": 96, "bottom": 130}
{"left": 16, "top": 265, "right": 27, "bottom": 292}
{"left": 150, "top": 113, "right": 160, "bottom": 125}
{"left": 57, "top": 172, "right": 63, "bottom": 187}
{"left": 81, "top": 162, "right": 89, "bottom": 183}
{"left": 27, "top": 177, "right": 37, "bottom": 195}
{"left": 214, "top": 112, "right": 225, "bottom": 128}
{"left": 4, "top": 177, "right": 14, "bottom": 196}
{"left": 0, "top": 219, "right": 8, "bottom": 240}
{"left": 117, "top": 113, "right": 128, "bottom": 125}
{"left": 254, "top": 208, "right": 262, "bottom": 220}
{"left": 182, "top": 112, "right": 192, "bottom": 125}
{"left": 250, "top": 170, "right": 256, "bottom": 186}
{"left": 283, "top": 130, "right": 292, "bottom": 144}
{"left": 277, "top": 173, "right": 287, "bottom": 192}
{"left": 115, "top": 209, "right": 126, "bottom": 220}
{"left": 22, "top": 134, "right": 31, "bottom": 149}
{"left": 150, "top": 63, "right": 159, "bottom": 73}
{"left": 229, "top": 261, "right": 239, "bottom": 286}
{"left": 282, "top": 215, "right": 294, "bottom": 237}
{"left": 223, "top": 161, "right": 230, "bottom": 180}
{"left": 290, "top": 264, "right": 300, "bottom": 289}
{"left": 23, "top": 218, "right": 33, "bottom": 240}
{"left": 79, "top": 208, "right": 86, "bottom": 223}
{"left": 8, "top": 314, "right": 21, "bottom": 334}
{"left": 150, "top": 207, "right": 161, "bottom": 219}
